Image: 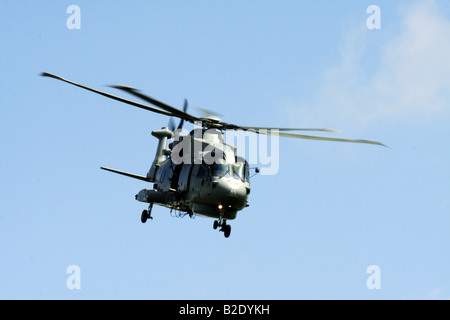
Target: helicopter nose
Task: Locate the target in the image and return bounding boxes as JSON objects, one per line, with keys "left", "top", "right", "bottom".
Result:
{"left": 215, "top": 178, "right": 248, "bottom": 209}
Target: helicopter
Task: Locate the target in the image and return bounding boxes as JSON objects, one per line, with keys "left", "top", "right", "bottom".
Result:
{"left": 41, "top": 72, "right": 385, "bottom": 238}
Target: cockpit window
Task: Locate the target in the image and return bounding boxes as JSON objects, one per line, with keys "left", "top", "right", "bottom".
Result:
{"left": 211, "top": 163, "right": 229, "bottom": 177}
{"left": 208, "top": 158, "right": 249, "bottom": 182}
{"left": 233, "top": 157, "right": 249, "bottom": 182}
{"left": 232, "top": 162, "right": 249, "bottom": 182}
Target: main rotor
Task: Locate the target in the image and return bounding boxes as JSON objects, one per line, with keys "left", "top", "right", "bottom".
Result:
{"left": 41, "top": 72, "right": 386, "bottom": 147}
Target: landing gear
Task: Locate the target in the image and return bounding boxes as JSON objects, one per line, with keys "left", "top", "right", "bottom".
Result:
{"left": 141, "top": 210, "right": 148, "bottom": 223}
{"left": 213, "top": 219, "right": 231, "bottom": 238}
{"left": 141, "top": 203, "right": 153, "bottom": 223}
{"left": 223, "top": 223, "right": 231, "bottom": 238}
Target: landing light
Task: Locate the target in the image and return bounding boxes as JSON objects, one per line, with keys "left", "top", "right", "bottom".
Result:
{"left": 218, "top": 204, "right": 223, "bottom": 210}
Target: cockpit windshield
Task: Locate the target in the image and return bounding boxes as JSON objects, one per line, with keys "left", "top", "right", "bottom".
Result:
{"left": 209, "top": 158, "right": 249, "bottom": 182}
{"left": 211, "top": 163, "right": 229, "bottom": 177}
{"left": 232, "top": 162, "right": 249, "bottom": 182}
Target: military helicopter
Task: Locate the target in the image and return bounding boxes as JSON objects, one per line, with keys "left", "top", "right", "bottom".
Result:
{"left": 41, "top": 72, "right": 385, "bottom": 238}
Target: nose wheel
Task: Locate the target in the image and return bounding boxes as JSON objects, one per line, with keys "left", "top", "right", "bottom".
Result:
{"left": 213, "top": 219, "right": 231, "bottom": 238}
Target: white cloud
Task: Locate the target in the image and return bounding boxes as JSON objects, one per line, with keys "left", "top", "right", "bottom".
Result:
{"left": 289, "top": 0, "right": 450, "bottom": 130}
{"left": 375, "top": 1, "right": 450, "bottom": 114}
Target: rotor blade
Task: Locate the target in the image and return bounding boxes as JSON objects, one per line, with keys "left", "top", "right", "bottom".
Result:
{"left": 100, "top": 167, "right": 149, "bottom": 182}
{"left": 192, "top": 106, "right": 223, "bottom": 119}
{"left": 255, "top": 130, "right": 387, "bottom": 147}
{"left": 238, "top": 126, "right": 339, "bottom": 133}
{"left": 110, "top": 85, "right": 200, "bottom": 123}
{"left": 40, "top": 72, "right": 175, "bottom": 117}
{"left": 177, "top": 99, "right": 188, "bottom": 129}
{"left": 168, "top": 117, "right": 176, "bottom": 132}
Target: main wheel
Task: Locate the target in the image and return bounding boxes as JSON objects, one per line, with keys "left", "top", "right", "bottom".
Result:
{"left": 141, "top": 210, "right": 148, "bottom": 223}
{"left": 224, "top": 224, "right": 231, "bottom": 238}
{"left": 213, "top": 220, "right": 219, "bottom": 230}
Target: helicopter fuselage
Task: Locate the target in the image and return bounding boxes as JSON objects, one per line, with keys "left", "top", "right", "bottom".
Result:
{"left": 136, "top": 161, "right": 249, "bottom": 220}
{"left": 135, "top": 128, "right": 250, "bottom": 220}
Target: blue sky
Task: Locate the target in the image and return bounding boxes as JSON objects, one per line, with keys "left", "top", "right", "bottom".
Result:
{"left": 1, "top": 0, "right": 449, "bottom": 299}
